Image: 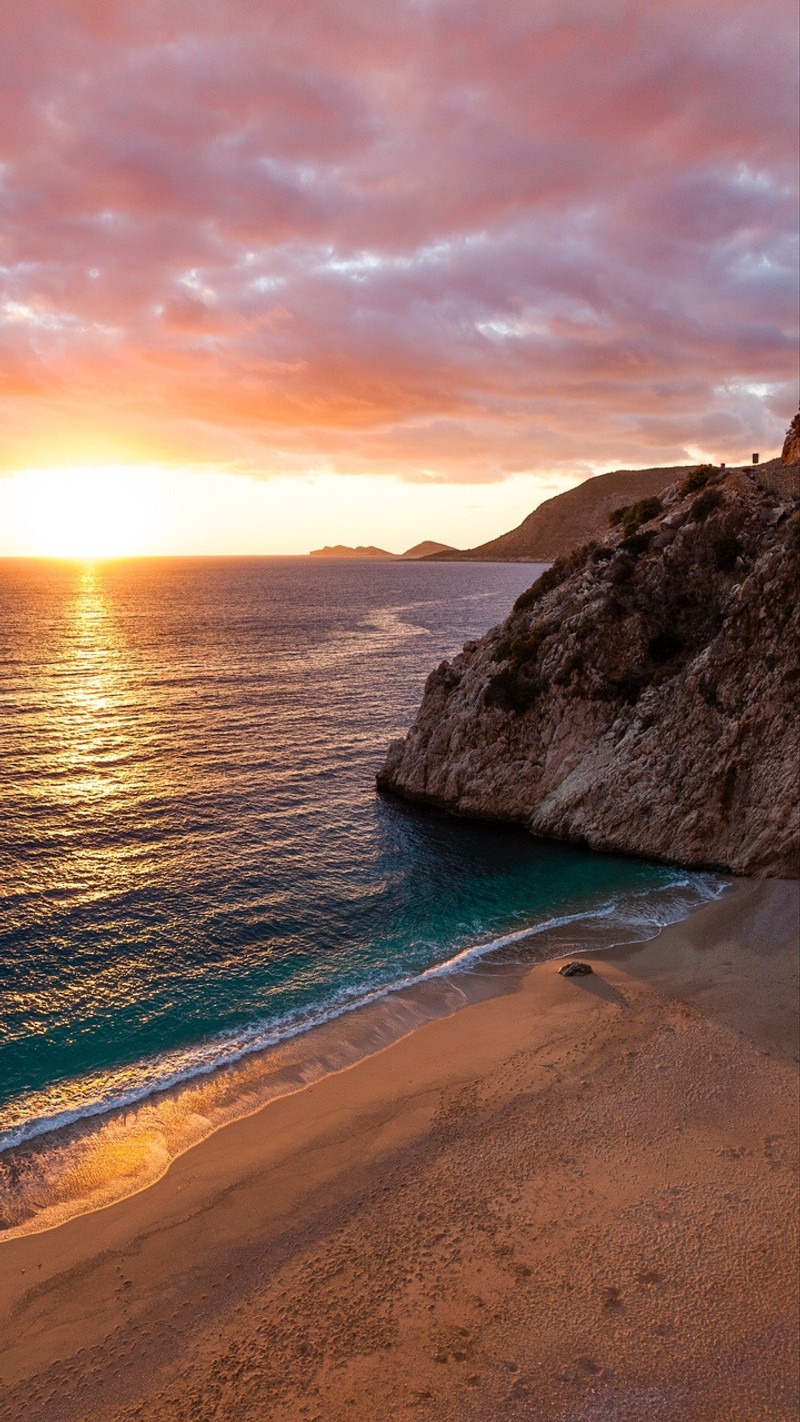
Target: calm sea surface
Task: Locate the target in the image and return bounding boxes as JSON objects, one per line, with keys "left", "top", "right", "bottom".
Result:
{"left": 0, "top": 557, "right": 723, "bottom": 1231}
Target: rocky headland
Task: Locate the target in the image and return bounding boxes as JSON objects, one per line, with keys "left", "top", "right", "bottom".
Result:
{"left": 427, "top": 457, "right": 793, "bottom": 562}
{"left": 428, "top": 463, "right": 695, "bottom": 561}
{"left": 379, "top": 457, "right": 800, "bottom": 877}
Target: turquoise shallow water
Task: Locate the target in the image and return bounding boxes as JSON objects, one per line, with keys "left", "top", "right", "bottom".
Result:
{"left": 0, "top": 557, "right": 722, "bottom": 1231}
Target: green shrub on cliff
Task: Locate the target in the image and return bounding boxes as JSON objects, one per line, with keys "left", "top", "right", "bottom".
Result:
{"left": 512, "top": 543, "right": 593, "bottom": 613}
{"left": 621, "top": 529, "right": 655, "bottom": 557}
{"left": 648, "top": 630, "right": 684, "bottom": 664}
{"left": 689, "top": 487, "right": 724, "bottom": 521}
{"left": 487, "top": 621, "right": 552, "bottom": 712}
{"left": 493, "top": 623, "right": 547, "bottom": 665}
{"left": 713, "top": 532, "right": 743, "bottom": 572}
{"left": 680, "top": 464, "right": 717, "bottom": 496}
{"left": 609, "top": 496, "right": 663, "bottom": 535}
{"left": 484, "top": 665, "right": 549, "bottom": 714}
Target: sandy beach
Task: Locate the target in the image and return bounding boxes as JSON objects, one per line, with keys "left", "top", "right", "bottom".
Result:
{"left": 1, "top": 877, "right": 797, "bottom": 1422}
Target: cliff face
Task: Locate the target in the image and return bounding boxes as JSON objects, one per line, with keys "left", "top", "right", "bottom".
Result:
{"left": 782, "top": 410, "right": 800, "bottom": 467}
{"left": 379, "top": 467, "right": 800, "bottom": 877}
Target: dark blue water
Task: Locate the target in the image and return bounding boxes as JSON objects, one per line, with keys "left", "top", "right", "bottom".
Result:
{"left": 0, "top": 557, "right": 722, "bottom": 1232}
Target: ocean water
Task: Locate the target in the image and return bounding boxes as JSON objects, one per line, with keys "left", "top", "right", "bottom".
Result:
{"left": 0, "top": 557, "right": 724, "bottom": 1233}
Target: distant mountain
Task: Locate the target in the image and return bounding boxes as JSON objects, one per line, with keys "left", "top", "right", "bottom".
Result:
{"left": 401, "top": 540, "right": 456, "bottom": 559}
{"left": 309, "top": 458, "right": 793, "bottom": 565}
{"left": 308, "top": 539, "right": 455, "bottom": 559}
{"left": 308, "top": 544, "right": 394, "bottom": 558}
{"left": 428, "top": 459, "right": 791, "bottom": 562}
{"left": 428, "top": 465, "right": 696, "bottom": 562}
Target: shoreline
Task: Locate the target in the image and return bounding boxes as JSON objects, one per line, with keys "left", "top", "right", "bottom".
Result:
{"left": 0, "top": 872, "right": 723, "bottom": 1239}
{"left": 1, "top": 876, "right": 797, "bottom": 1420}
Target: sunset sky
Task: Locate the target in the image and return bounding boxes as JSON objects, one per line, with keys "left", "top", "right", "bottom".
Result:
{"left": 1, "top": 0, "right": 797, "bottom": 555}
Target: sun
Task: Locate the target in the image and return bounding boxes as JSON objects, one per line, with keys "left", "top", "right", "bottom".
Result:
{"left": 10, "top": 466, "right": 163, "bottom": 559}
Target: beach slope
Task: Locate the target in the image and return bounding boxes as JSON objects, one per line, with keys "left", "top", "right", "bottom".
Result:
{"left": 1, "top": 879, "right": 798, "bottom": 1421}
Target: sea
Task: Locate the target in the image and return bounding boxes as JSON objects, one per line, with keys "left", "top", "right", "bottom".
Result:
{"left": 0, "top": 557, "right": 725, "bottom": 1235}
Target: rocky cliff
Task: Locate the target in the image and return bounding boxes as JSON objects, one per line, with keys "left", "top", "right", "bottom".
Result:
{"left": 379, "top": 465, "right": 800, "bottom": 877}
{"left": 429, "top": 456, "right": 793, "bottom": 562}
{"left": 782, "top": 409, "right": 800, "bottom": 467}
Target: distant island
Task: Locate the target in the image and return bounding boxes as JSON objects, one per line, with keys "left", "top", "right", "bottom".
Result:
{"left": 312, "top": 457, "right": 795, "bottom": 567}
{"left": 308, "top": 540, "right": 455, "bottom": 559}
{"left": 401, "top": 540, "right": 457, "bottom": 559}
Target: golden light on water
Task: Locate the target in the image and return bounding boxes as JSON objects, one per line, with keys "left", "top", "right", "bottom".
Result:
{"left": 10, "top": 466, "right": 163, "bottom": 559}
{"left": 54, "top": 564, "right": 126, "bottom": 804}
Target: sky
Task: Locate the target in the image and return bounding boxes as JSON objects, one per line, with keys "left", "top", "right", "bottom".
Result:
{"left": 0, "top": 0, "right": 797, "bottom": 555}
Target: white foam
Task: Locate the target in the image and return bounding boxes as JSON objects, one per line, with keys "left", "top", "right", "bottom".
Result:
{"left": 0, "top": 871, "right": 726, "bottom": 1161}
{"left": 0, "top": 866, "right": 725, "bottom": 1236}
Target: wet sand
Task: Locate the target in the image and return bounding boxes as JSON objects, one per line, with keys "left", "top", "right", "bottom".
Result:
{"left": 1, "top": 877, "right": 798, "bottom": 1421}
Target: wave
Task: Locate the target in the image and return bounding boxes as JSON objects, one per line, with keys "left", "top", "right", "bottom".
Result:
{"left": 0, "top": 871, "right": 726, "bottom": 1239}
{"left": 0, "top": 871, "right": 723, "bottom": 1153}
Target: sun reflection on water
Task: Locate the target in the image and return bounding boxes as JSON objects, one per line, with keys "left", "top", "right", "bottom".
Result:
{"left": 5, "top": 561, "right": 177, "bottom": 1073}
{"left": 53, "top": 563, "right": 124, "bottom": 801}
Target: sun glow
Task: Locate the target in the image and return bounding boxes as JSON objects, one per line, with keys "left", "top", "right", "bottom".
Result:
{"left": 9, "top": 466, "right": 163, "bottom": 558}
{"left": 0, "top": 462, "right": 551, "bottom": 557}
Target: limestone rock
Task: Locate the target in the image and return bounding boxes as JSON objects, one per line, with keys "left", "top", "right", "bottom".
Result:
{"left": 782, "top": 410, "right": 800, "bottom": 467}
{"left": 378, "top": 467, "right": 800, "bottom": 878}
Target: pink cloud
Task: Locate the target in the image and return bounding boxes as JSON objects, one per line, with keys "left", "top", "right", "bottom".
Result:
{"left": 0, "top": 0, "right": 797, "bottom": 481}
